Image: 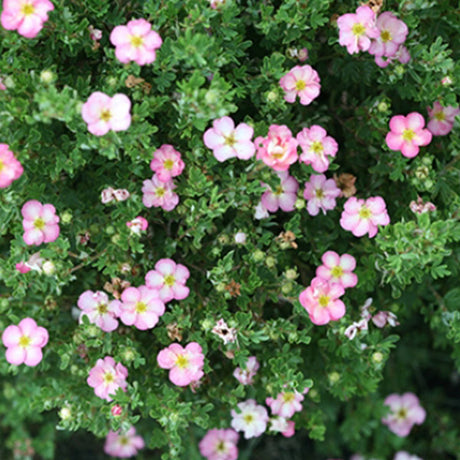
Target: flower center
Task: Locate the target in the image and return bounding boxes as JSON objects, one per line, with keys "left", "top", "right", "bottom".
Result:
{"left": 295, "top": 80, "right": 306, "bottom": 91}
{"left": 434, "top": 111, "right": 446, "bottom": 121}
{"left": 156, "top": 187, "right": 165, "bottom": 197}
{"left": 130, "top": 35, "right": 144, "bottom": 48}
{"left": 311, "top": 141, "right": 324, "bottom": 155}
{"left": 330, "top": 266, "right": 344, "bottom": 278}
{"left": 119, "top": 436, "right": 129, "bottom": 446}
{"left": 34, "top": 217, "right": 46, "bottom": 230}
{"left": 216, "top": 440, "right": 227, "bottom": 453}
{"left": 352, "top": 23, "right": 366, "bottom": 37}
{"left": 243, "top": 414, "right": 254, "bottom": 424}
{"left": 21, "top": 3, "right": 35, "bottom": 16}
{"left": 100, "top": 109, "right": 112, "bottom": 122}
{"left": 97, "top": 303, "right": 108, "bottom": 314}
{"left": 318, "top": 295, "right": 330, "bottom": 307}
{"left": 103, "top": 372, "right": 115, "bottom": 384}
{"left": 175, "top": 354, "right": 188, "bottom": 368}
{"left": 135, "top": 301, "right": 147, "bottom": 313}
{"left": 268, "top": 139, "right": 286, "bottom": 159}
{"left": 164, "top": 274, "right": 176, "bottom": 287}
{"left": 380, "top": 30, "right": 392, "bottom": 42}
{"left": 164, "top": 159, "right": 174, "bottom": 170}
{"left": 402, "top": 129, "right": 415, "bottom": 142}
{"left": 274, "top": 185, "right": 284, "bottom": 196}
{"left": 224, "top": 133, "right": 236, "bottom": 147}
{"left": 0, "top": 159, "right": 4, "bottom": 172}
{"left": 283, "top": 392, "right": 295, "bottom": 403}
{"left": 397, "top": 408, "right": 408, "bottom": 419}
{"left": 315, "top": 188, "right": 324, "bottom": 198}
{"left": 359, "top": 206, "right": 371, "bottom": 219}
{"left": 19, "top": 335, "right": 31, "bottom": 348}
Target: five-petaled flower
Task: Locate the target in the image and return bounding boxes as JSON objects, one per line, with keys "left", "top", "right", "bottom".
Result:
{"left": 104, "top": 426, "right": 145, "bottom": 458}
{"left": 110, "top": 19, "right": 162, "bottom": 66}
{"left": 2, "top": 318, "right": 48, "bottom": 366}
{"left": 0, "top": 143, "right": 23, "bottom": 189}
{"left": 340, "top": 196, "right": 390, "bottom": 238}
{"left": 87, "top": 356, "right": 128, "bottom": 401}
{"left": 157, "top": 342, "right": 205, "bottom": 387}
{"left": 141, "top": 174, "right": 179, "bottom": 211}
{"left": 1, "top": 0, "right": 54, "bottom": 38}
{"left": 21, "top": 200, "right": 60, "bottom": 246}
{"left": 81, "top": 92, "right": 132, "bottom": 136}
{"left": 230, "top": 399, "right": 269, "bottom": 439}
{"left": 77, "top": 290, "right": 121, "bottom": 333}
{"left": 150, "top": 144, "right": 185, "bottom": 182}
{"left": 260, "top": 171, "right": 299, "bottom": 213}
{"left": 233, "top": 356, "right": 260, "bottom": 385}
{"left": 266, "top": 390, "right": 304, "bottom": 419}
{"left": 385, "top": 112, "right": 432, "bottom": 158}
{"left": 279, "top": 65, "right": 321, "bottom": 106}
{"left": 382, "top": 393, "right": 426, "bottom": 437}
{"left": 303, "top": 174, "right": 341, "bottom": 216}
{"left": 199, "top": 428, "right": 239, "bottom": 460}
{"left": 368, "top": 12, "right": 408, "bottom": 59}
{"left": 316, "top": 251, "right": 358, "bottom": 289}
{"left": 426, "top": 102, "right": 459, "bottom": 136}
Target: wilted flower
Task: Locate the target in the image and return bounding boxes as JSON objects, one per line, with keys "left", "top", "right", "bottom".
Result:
{"left": 233, "top": 356, "right": 259, "bottom": 385}
{"left": 212, "top": 319, "right": 237, "bottom": 345}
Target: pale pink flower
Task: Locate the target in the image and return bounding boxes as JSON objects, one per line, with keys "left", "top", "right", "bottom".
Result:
{"left": 297, "top": 125, "right": 338, "bottom": 173}
{"left": 344, "top": 318, "right": 368, "bottom": 340}
{"left": 268, "top": 416, "right": 289, "bottom": 433}
{"left": 88, "top": 25, "right": 102, "bottom": 41}
{"left": 369, "top": 12, "right": 408, "bottom": 58}
{"left": 119, "top": 285, "right": 165, "bottom": 330}
{"left": 1, "top": 0, "right": 54, "bottom": 39}
{"left": 199, "top": 428, "right": 239, "bottom": 460}
{"left": 261, "top": 171, "right": 299, "bottom": 213}
{"left": 110, "top": 19, "right": 162, "bottom": 66}
{"left": 0, "top": 77, "right": 5, "bottom": 90}
{"left": 409, "top": 196, "right": 436, "bottom": 214}
{"left": 212, "top": 319, "right": 237, "bottom": 345}
{"left": 16, "top": 261, "right": 31, "bottom": 273}
{"left": 282, "top": 420, "right": 295, "bottom": 437}
{"left": 382, "top": 393, "right": 426, "bottom": 437}
{"left": 104, "top": 426, "right": 144, "bottom": 458}
{"left": 20, "top": 252, "right": 44, "bottom": 273}
{"left": 279, "top": 65, "right": 321, "bottom": 106}
{"left": 234, "top": 231, "right": 246, "bottom": 244}
{"left": 21, "top": 200, "right": 60, "bottom": 246}
{"left": 340, "top": 196, "right": 390, "bottom": 238}
{"left": 150, "top": 144, "right": 185, "bottom": 182}
{"left": 375, "top": 45, "right": 411, "bottom": 68}
{"left": 145, "top": 258, "right": 190, "bottom": 303}
{"left": 141, "top": 174, "right": 179, "bottom": 211}
{"left": 372, "top": 311, "right": 399, "bottom": 328}
{"left": 87, "top": 356, "right": 128, "bottom": 401}
{"left": 101, "top": 187, "right": 130, "bottom": 203}
{"left": 255, "top": 124, "right": 298, "bottom": 171}
{"left": 303, "top": 174, "right": 341, "bottom": 216}
{"left": 337, "top": 5, "right": 379, "bottom": 54}
{"left": 157, "top": 342, "right": 205, "bottom": 386}
{"left": 230, "top": 399, "right": 269, "bottom": 439}
{"left": 113, "top": 189, "right": 130, "bottom": 201}
{"left": 298, "top": 48, "right": 308, "bottom": 62}
{"left": 386, "top": 112, "right": 432, "bottom": 158}
{"left": 394, "top": 452, "right": 423, "bottom": 460}
{"left": 126, "top": 216, "right": 148, "bottom": 234}
{"left": 2, "top": 318, "right": 48, "bottom": 366}
{"left": 254, "top": 201, "right": 270, "bottom": 220}
{"left": 0, "top": 144, "right": 23, "bottom": 188}
{"left": 299, "top": 277, "right": 346, "bottom": 325}
{"left": 203, "top": 116, "right": 255, "bottom": 162}
{"left": 316, "top": 251, "right": 358, "bottom": 289}
{"left": 427, "top": 102, "right": 459, "bottom": 136}
{"left": 266, "top": 390, "right": 304, "bottom": 418}
{"left": 81, "top": 92, "right": 131, "bottom": 136}
{"left": 233, "top": 356, "right": 259, "bottom": 385}
{"left": 77, "top": 290, "right": 121, "bottom": 333}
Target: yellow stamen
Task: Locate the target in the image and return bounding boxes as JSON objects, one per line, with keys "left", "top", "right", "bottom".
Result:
{"left": 19, "top": 335, "right": 31, "bottom": 348}
{"left": 352, "top": 23, "right": 366, "bottom": 37}
{"left": 315, "top": 188, "right": 324, "bottom": 198}
{"left": 359, "top": 206, "right": 371, "bottom": 219}
{"left": 104, "top": 372, "right": 114, "bottom": 383}
{"left": 164, "top": 159, "right": 174, "bottom": 170}
{"left": 295, "top": 80, "right": 306, "bottom": 91}
{"left": 100, "top": 109, "right": 112, "bottom": 122}
{"left": 130, "top": 35, "right": 143, "bottom": 48}
{"left": 434, "top": 111, "right": 446, "bottom": 121}
{"left": 243, "top": 414, "right": 254, "bottom": 424}
{"left": 331, "top": 266, "right": 344, "bottom": 278}
{"left": 176, "top": 354, "right": 188, "bottom": 368}
{"left": 224, "top": 133, "right": 236, "bottom": 147}
{"left": 34, "top": 217, "right": 46, "bottom": 230}
{"left": 97, "top": 304, "right": 108, "bottom": 314}
{"left": 21, "top": 3, "right": 35, "bottom": 16}
{"left": 136, "top": 302, "right": 147, "bottom": 313}
{"left": 164, "top": 274, "right": 175, "bottom": 287}
{"left": 0, "top": 159, "right": 4, "bottom": 173}
{"left": 311, "top": 141, "right": 324, "bottom": 155}
{"left": 380, "top": 30, "right": 392, "bottom": 42}
{"left": 402, "top": 129, "right": 415, "bottom": 142}
{"left": 156, "top": 187, "right": 165, "bottom": 197}
{"left": 318, "top": 295, "right": 330, "bottom": 307}
{"left": 283, "top": 392, "right": 295, "bottom": 403}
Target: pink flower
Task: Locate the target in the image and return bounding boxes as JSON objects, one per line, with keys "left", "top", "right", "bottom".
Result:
{"left": 16, "top": 261, "right": 31, "bottom": 273}
{"left": 386, "top": 112, "right": 432, "bottom": 158}
{"left": 337, "top": 6, "right": 379, "bottom": 54}
{"left": 372, "top": 311, "right": 399, "bottom": 328}
{"left": 382, "top": 393, "right": 426, "bottom": 437}
{"left": 375, "top": 45, "right": 410, "bottom": 68}
{"left": 299, "top": 277, "right": 346, "bottom": 325}
{"left": 394, "top": 452, "right": 423, "bottom": 460}
{"left": 101, "top": 187, "right": 131, "bottom": 204}
{"left": 203, "top": 116, "right": 255, "bottom": 162}
{"left": 1, "top": 0, "right": 54, "bottom": 39}
{"left": 110, "top": 19, "right": 162, "bottom": 66}
{"left": 2, "top": 318, "right": 48, "bottom": 366}
{"left": 126, "top": 216, "right": 148, "bottom": 234}
{"left": 0, "top": 77, "right": 5, "bottom": 90}
{"left": 212, "top": 319, "right": 237, "bottom": 345}
{"left": 316, "top": 251, "right": 358, "bottom": 289}
{"left": 303, "top": 174, "right": 341, "bottom": 216}
{"left": 209, "top": 0, "right": 226, "bottom": 8}
{"left": 266, "top": 391, "right": 304, "bottom": 418}
{"left": 255, "top": 124, "right": 298, "bottom": 171}
{"left": 87, "top": 356, "right": 128, "bottom": 401}
{"left": 409, "top": 196, "right": 436, "bottom": 214}
{"left": 81, "top": 92, "right": 131, "bottom": 136}
{"left": 282, "top": 420, "right": 295, "bottom": 437}
{"left": 279, "top": 65, "right": 321, "bottom": 106}
{"left": 21, "top": 200, "right": 60, "bottom": 246}
{"left": 104, "top": 426, "right": 145, "bottom": 458}
{"left": 344, "top": 318, "right": 368, "bottom": 340}
{"left": 199, "top": 428, "right": 239, "bottom": 460}
{"left": 260, "top": 171, "right": 299, "bottom": 213}
{"left": 157, "top": 342, "right": 205, "bottom": 387}
{"left": 119, "top": 285, "right": 165, "bottom": 330}
{"left": 427, "top": 102, "right": 459, "bottom": 136}
{"left": 77, "top": 290, "right": 121, "bottom": 333}
{"left": 111, "top": 404, "right": 123, "bottom": 417}
{"left": 88, "top": 25, "right": 102, "bottom": 41}
{"left": 230, "top": 399, "right": 269, "bottom": 439}
{"left": 150, "top": 144, "right": 185, "bottom": 182}
{"left": 297, "top": 125, "right": 338, "bottom": 173}
{"left": 368, "top": 12, "right": 408, "bottom": 58}
{"left": 0, "top": 144, "right": 23, "bottom": 188}
{"left": 233, "top": 356, "right": 260, "bottom": 385}
{"left": 141, "top": 174, "right": 179, "bottom": 211}
{"left": 340, "top": 196, "right": 390, "bottom": 238}
{"left": 145, "top": 258, "right": 190, "bottom": 303}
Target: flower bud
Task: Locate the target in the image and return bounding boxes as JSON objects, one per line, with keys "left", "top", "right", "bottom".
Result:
{"left": 40, "top": 70, "right": 55, "bottom": 84}
{"left": 61, "top": 211, "right": 72, "bottom": 224}
{"left": 111, "top": 404, "right": 123, "bottom": 416}
{"left": 122, "top": 347, "right": 136, "bottom": 363}
{"left": 265, "top": 256, "right": 276, "bottom": 268}
{"left": 267, "top": 91, "right": 278, "bottom": 102}
{"left": 377, "top": 101, "right": 389, "bottom": 112}
{"left": 281, "top": 282, "right": 293, "bottom": 294}
{"left": 252, "top": 249, "right": 265, "bottom": 262}
{"left": 294, "top": 198, "right": 305, "bottom": 210}
{"left": 328, "top": 371, "right": 340, "bottom": 384}
{"left": 42, "top": 261, "right": 56, "bottom": 275}
{"left": 59, "top": 407, "right": 72, "bottom": 420}
{"left": 285, "top": 269, "right": 298, "bottom": 280}
{"left": 372, "top": 352, "right": 384, "bottom": 363}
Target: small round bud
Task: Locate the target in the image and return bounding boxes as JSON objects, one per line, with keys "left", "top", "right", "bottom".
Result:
{"left": 441, "top": 76, "right": 453, "bottom": 86}
{"left": 122, "top": 347, "right": 136, "bottom": 362}
{"left": 267, "top": 91, "right": 278, "bottom": 102}
{"left": 372, "top": 352, "right": 384, "bottom": 363}
{"left": 394, "top": 65, "right": 405, "bottom": 76}
{"left": 111, "top": 234, "right": 121, "bottom": 245}
{"left": 201, "top": 319, "right": 213, "bottom": 331}
{"left": 59, "top": 407, "right": 72, "bottom": 420}
{"left": 265, "top": 256, "right": 276, "bottom": 268}
{"left": 42, "top": 261, "right": 56, "bottom": 276}
{"left": 288, "top": 331, "right": 298, "bottom": 343}
{"left": 40, "top": 70, "right": 55, "bottom": 84}
{"left": 105, "top": 225, "right": 115, "bottom": 235}
{"left": 252, "top": 249, "right": 265, "bottom": 262}
{"left": 205, "top": 89, "right": 219, "bottom": 104}
{"left": 285, "top": 269, "right": 298, "bottom": 280}
{"left": 377, "top": 101, "right": 389, "bottom": 112}
{"left": 328, "top": 371, "right": 340, "bottom": 384}
{"left": 294, "top": 198, "right": 305, "bottom": 210}
{"left": 415, "top": 166, "right": 429, "bottom": 180}
{"left": 281, "top": 282, "right": 293, "bottom": 294}
{"left": 217, "top": 234, "right": 229, "bottom": 245}
{"left": 111, "top": 405, "right": 123, "bottom": 417}
{"left": 107, "top": 76, "right": 118, "bottom": 87}
{"left": 61, "top": 211, "right": 72, "bottom": 224}
{"left": 86, "top": 325, "right": 99, "bottom": 337}
{"left": 215, "top": 282, "right": 226, "bottom": 293}
{"left": 234, "top": 231, "right": 247, "bottom": 244}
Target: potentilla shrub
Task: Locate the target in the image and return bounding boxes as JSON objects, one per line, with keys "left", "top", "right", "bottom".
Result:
{"left": 0, "top": 1, "right": 459, "bottom": 459}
